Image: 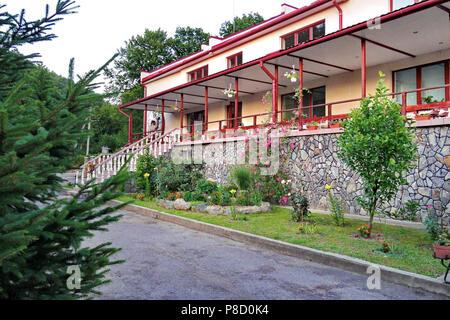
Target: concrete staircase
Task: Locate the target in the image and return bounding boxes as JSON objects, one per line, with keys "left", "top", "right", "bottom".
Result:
{"left": 75, "top": 128, "right": 182, "bottom": 185}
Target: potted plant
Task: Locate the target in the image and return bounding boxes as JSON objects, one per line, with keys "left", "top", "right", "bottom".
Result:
{"left": 223, "top": 85, "right": 236, "bottom": 98}
{"left": 284, "top": 67, "right": 298, "bottom": 83}
{"left": 307, "top": 122, "right": 319, "bottom": 130}
{"left": 415, "top": 112, "right": 432, "bottom": 121}
{"left": 329, "top": 119, "right": 343, "bottom": 128}
{"left": 433, "top": 231, "right": 450, "bottom": 259}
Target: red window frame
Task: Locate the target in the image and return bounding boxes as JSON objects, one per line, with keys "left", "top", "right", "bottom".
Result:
{"left": 187, "top": 65, "right": 209, "bottom": 82}
{"left": 389, "top": 0, "right": 420, "bottom": 12}
{"left": 227, "top": 52, "right": 243, "bottom": 69}
{"left": 392, "top": 59, "right": 450, "bottom": 104}
{"left": 280, "top": 20, "right": 325, "bottom": 49}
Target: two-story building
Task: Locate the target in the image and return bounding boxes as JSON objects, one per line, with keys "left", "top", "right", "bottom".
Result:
{"left": 118, "top": 0, "right": 449, "bottom": 144}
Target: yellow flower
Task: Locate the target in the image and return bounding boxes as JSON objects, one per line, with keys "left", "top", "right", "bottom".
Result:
{"left": 325, "top": 184, "right": 332, "bottom": 190}
{"left": 144, "top": 173, "right": 150, "bottom": 178}
{"left": 230, "top": 189, "right": 237, "bottom": 195}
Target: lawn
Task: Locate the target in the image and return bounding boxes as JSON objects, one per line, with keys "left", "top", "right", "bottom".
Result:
{"left": 117, "top": 195, "right": 443, "bottom": 278}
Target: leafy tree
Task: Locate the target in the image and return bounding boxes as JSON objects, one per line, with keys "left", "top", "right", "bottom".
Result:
{"left": 105, "top": 28, "right": 174, "bottom": 101}
{"left": 0, "top": 0, "right": 129, "bottom": 299}
{"left": 219, "top": 12, "right": 264, "bottom": 38}
{"left": 169, "top": 26, "right": 210, "bottom": 59}
{"left": 337, "top": 72, "right": 417, "bottom": 237}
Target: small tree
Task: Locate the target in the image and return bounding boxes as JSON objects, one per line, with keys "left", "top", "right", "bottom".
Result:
{"left": 338, "top": 72, "right": 417, "bottom": 237}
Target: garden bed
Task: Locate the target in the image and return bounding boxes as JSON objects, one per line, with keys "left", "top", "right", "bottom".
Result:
{"left": 118, "top": 195, "right": 444, "bottom": 278}
{"left": 156, "top": 198, "right": 271, "bottom": 215}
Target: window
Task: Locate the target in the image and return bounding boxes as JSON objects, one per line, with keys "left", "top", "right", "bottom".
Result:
{"left": 226, "top": 102, "right": 243, "bottom": 128}
{"left": 227, "top": 52, "right": 243, "bottom": 69}
{"left": 393, "top": 60, "right": 449, "bottom": 106}
{"left": 188, "top": 65, "right": 208, "bottom": 82}
{"left": 281, "top": 21, "right": 325, "bottom": 49}
{"left": 188, "top": 111, "right": 204, "bottom": 133}
{"left": 281, "top": 86, "right": 326, "bottom": 120}
{"left": 391, "top": 0, "right": 418, "bottom": 11}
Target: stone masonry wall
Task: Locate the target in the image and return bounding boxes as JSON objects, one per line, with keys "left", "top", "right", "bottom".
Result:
{"left": 171, "top": 125, "right": 449, "bottom": 223}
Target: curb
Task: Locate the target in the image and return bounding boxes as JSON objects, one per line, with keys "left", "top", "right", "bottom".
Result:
{"left": 111, "top": 200, "right": 450, "bottom": 297}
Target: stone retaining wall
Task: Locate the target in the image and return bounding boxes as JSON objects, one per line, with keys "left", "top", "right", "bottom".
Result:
{"left": 170, "top": 124, "right": 449, "bottom": 223}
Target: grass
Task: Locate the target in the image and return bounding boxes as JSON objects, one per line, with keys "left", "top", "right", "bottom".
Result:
{"left": 117, "top": 195, "right": 443, "bottom": 278}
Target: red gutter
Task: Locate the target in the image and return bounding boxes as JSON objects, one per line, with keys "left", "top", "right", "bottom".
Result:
{"left": 333, "top": 0, "right": 343, "bottom": 29}
{"left": 124, "top": 0, "right": 447, "bottom": 111}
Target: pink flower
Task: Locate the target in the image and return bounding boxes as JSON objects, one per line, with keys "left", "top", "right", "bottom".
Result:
{"left": 427, "top": 205, "right": 431, "bottom": 209}
{"left": 277, "top": 178, "right": 281, "bottom": 182}
{"left": 291, "top": 144, "right": 295, "bottom": 149}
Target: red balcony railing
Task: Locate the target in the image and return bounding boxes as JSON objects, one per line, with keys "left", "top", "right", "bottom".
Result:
{"left": 180, "top": 84, "right": 450, "bottom": 141}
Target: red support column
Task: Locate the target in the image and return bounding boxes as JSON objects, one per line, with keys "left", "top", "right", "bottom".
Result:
{"left": 144, "top": 105, "right": 148, "bottom": 137}
{"left": 161, "top": 99, "right": 165, "bottom": 134}
{"left": 275, "top": 65, "right": 279, "bottom": 123}
{"left": 361, "top": 39, "right": 367, "bottom": 98}
{"left": 445, "top": 60, "right": 449, "bottom": 101}
{"left": 234, "top": 78, "right": 239, "bottom": 129}
{"left": 180, "top": 94, "right": 184, "bottom": 130}
{"left": 298, "top": 58, "right": 304, "bottom": 131}
{"left": 130, "top": 110, "right": 134, "bottom": 142}
{"left": 205, "top": 87, "right": 209, "bottom": 132}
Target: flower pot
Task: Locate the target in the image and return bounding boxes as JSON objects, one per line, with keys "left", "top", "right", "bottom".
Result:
{"left": 433, "top": 244, "right": 450, "bottom": 259}
{"left": 307, "top": 126, "right": 319, "bottom": 130}
{"left": 329, "top": 123, "right": 342, "bottom": 128}
{"left": 210, "top": 136, "right": 216, "bottom": 140}
{"left": 290, "top": 77, "right": 297, "bottom": 83}
{"left": 227, "top": 94, "right": 234, "bottom": 98}
{"left": 415, "top": 115, "right": 432, "bottom": 121}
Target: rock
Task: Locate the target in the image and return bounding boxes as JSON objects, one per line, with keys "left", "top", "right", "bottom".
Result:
{"left": 173, "top": 199, "right": 191, "bottom": 211}
{"left": 192, "top": 203, "right": 208, "bottom": 213}
{"left": 347, "top": 179, "right": 356, "bottom": 193}
{"left": 418, "top": 187, "right": 431, "bottom": 197}
{"left": 300, "top": 150, "right": 308, "bottom": 160}
{"left": 260, "top": 202, "right": 271, "bottom": 213}
{"left": 157, "top": 199, "right": 174, "bottom": 210}
{"left": 236, "top": 206, "right": 260, "bottom": 214}
{"left": 206, "top": 206, "right": 224, "bottom": 216}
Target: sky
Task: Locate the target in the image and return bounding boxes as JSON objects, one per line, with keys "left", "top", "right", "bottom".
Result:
{"left": 4, "top": 0, "right": 293, "bottom": 93}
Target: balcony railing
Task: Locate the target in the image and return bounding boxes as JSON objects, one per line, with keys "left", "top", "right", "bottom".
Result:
{"left": 180, "top": 84, "right": 450, "bottom": 141}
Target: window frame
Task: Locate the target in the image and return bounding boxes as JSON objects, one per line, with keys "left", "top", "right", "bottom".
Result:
{"left": 187, "top": 65, "right": 209, "bottom": 82}
{"left": 227, "top": 52, "right": 243, "bottom": 69}
{"left": 392, "top": 59, "right": 450, "bottom": 105}
{"left": 389, "top": 0, "right": 420, "bottom": 12}
{"left": 280, "top": 20, "right": 325, "bottom": 49}
{"left": 281, "top": 86, "right": 326, "bottom": 120}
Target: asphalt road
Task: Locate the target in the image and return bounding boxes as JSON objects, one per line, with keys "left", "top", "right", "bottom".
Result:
{"left": 84, "top": 209, "right": 448, "bottom": 300}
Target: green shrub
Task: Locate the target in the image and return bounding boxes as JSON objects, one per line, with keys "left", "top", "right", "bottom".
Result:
{"left": 195, "top": 179, "right": 218, "bottom": 196}
{"left": 134, "top": 154, "right": 162, "bottom": 196}
{"left": 327, "top": 185, "right": 345, "bottom": 227}
{"left": 235, "top": 190, "right": 262, "bottom": 206}
{"left": 230, "top": 165, "right": 253, "bottom": 191}
{"left": 156, "top": 161, "right": 204, "bottom": 196}
{"left": 385, "top": 200, "right": 420, "bottom": 222}
{"left": 183, "top": 191, "right": 206, "bottom": 202}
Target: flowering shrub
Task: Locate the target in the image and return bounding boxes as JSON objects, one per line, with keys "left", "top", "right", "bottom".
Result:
{"left": 182, "top": 191, "right": 206, "bottom": 202}
{"left": 380, "top": 240, "right": 393, "bottom": 253}
{"left": 424, "top": 205, "right": 448, "bottom": 242}
{"left": 357, "top": 224, "right": 371, "bottom": 238}
{"left": 136, "top": 194, "right": 145, "bottom": 201}
{"left": 167, "top": 192, "right": 182, "bottom": 201}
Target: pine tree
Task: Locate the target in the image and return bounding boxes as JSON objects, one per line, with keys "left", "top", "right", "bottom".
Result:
{"left": 0, "top": 1, "right": 130, "bottom": 299}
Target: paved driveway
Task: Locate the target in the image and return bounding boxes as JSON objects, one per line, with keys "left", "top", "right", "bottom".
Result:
{"left": 84, "top": 209, "right": 448, "bottom": 300}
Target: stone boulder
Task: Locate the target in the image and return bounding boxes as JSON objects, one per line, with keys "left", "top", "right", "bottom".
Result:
{"left": 192, "top": 203, "right": 208, "bottom": 213}
{"left": 206, "top": 205, "right": 224, "bottom": 216}
{"left": 174, "top": 199, "right": 191, "bottom": 211}
{"left": 157, "top": 199, "right": 174, "bottom": 210}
